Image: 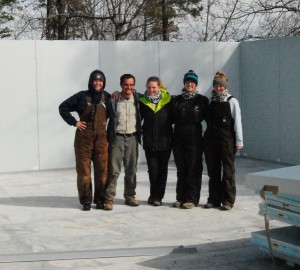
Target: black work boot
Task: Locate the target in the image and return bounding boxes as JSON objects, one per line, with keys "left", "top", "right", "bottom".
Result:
{"left": 96, "top": 202, "right": 104, "bottom": 209}
{"left": 82, "top": 204, "right": 91, "bottom": 211}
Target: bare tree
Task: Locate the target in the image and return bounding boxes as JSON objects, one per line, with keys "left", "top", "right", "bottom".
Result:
{"left": 6, "top": 0, "right": 300, "bottom": 41}
{"left": 252, "top": 0, "right": 300, "bottom": 39}
{"left": 179, "top": 0, "right": 259, "bottom": 41}
{"left": 44, "top": 0, "right": 116, "bottom": 40}
{"left": 101, "top": 0, "right": 148, "bottom": 40}
{"left": 11, "top": 0, "right": 116, "bottom": 40}
{"left": 179, "top": 0, "right": 300, "bottom": 41}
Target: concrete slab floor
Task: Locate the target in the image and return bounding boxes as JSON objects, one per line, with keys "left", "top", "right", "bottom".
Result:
{"left": 0, "top": 158, "right": 298, "bottom": 270}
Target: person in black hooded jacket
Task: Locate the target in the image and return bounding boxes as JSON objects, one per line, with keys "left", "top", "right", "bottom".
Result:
{"left": 59, "top": 70, "right": 110, "bottom": 211}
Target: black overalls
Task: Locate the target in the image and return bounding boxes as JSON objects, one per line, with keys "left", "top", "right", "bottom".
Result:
{"left": 172, "top": 94, "right": 208, "bottom": 205}
{"left": 204, "top": 96, "right": 236, "bottom": 207}
{"left": 74, "top": 94, "right": 108, "bottom": 206}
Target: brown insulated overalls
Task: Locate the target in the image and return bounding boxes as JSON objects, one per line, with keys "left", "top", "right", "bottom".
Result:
{"left": 74, "top": 94, "right": 108, "bottom": 206}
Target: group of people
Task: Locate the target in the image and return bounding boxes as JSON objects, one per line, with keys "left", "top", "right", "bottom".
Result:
{"left": 59, "top": 69, "right": 243, "bottom": 212}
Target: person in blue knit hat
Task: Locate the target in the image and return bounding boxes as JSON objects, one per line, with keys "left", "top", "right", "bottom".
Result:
{"left": 183, "top": 70, "right": 199, "bottom": 86}
{"left": 171, "top": 70, "right": 209, "bottom": 209}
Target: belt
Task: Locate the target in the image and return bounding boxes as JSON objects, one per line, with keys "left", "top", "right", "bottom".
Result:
{"left": 116, "top": 132, "right": 137, "bottom": 137}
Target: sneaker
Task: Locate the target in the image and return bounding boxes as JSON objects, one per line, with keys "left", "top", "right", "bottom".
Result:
{"left": 182, "top": 202, "right": 195, "bottom": 209}
{"left": 104, "top": 200, "right": 114, "bottom": 211}
{"left": 153, "top": 200, "right": 162, "bottom": 206}
{"left": 221, "top": 204, "right": 232, "bottom": 211}
{"left": 173, "top": 201, "right": 182, "bottom": 208}
{"left": 82, "top": 204, "right": 91, "bottom": 211}
{"left": 125, "top": 198, "right": 139, "bottom": 207}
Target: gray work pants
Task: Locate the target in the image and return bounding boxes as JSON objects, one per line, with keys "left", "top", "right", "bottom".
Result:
{"left": 104, "top": 134, "right": 138, "bottom": 201}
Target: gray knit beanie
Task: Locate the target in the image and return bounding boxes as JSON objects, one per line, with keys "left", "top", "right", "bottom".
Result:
{"left": 213, "top": 71, "right": 228, "bottom": 89}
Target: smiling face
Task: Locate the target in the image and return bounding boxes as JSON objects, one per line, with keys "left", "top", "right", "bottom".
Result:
{"left": 214, "top": 84, "right": 226, "bottom": 94}
{"left": 92, "top": 79, "right": 104, "bottom": 91}
{"left": 184, "top": 80, "right": 197, "bottom": 93}
{"left": 146, "top": 81, "right": 160, "bottom": 96}
{"left": 121, "top": 78, "right": 135, "bottom": 99}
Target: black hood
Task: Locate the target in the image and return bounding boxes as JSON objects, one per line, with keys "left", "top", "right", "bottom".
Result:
{"left": 88, "top": 69, "right": 106, "bottom": 91}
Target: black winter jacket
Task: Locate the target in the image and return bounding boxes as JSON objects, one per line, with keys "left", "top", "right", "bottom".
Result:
{"left": 171, "top": 93, "right": 208, "bottom": 141}
{"left": 139, "top": 90, "right": 173, "bottom": 152}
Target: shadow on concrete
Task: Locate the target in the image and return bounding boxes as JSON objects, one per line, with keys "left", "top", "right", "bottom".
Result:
{"left": 0, "top": 196, "right": 78, "bottom": 209}
{"left": 138, "top": 238, "right": 299, "bottom": 270}
{"left": 0, "top": 197, "right": 136, "bottom": 209}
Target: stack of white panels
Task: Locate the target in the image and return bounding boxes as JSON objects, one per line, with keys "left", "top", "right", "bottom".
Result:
{"left": 251, "top": 226, "right": 300, "bottom": 266}
{"left": 246, "top": 165, "right": 300, "bottom": 266}
{"left": 258, "top": 193, "right": 300, "bottom": 226}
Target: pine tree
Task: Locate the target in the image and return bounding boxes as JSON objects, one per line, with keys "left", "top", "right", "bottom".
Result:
{"left": 0, "top": 0, "right": 17, "bottom": 38}
{"left": 142, "top": 0, "right": 203, "bottom": 41}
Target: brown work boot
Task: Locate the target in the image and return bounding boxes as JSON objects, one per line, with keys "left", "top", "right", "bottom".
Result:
{"left": 104, "top": 200, "right": 114, "bottom": 211}
{"left": 182, "top": 202, "right": 196, "bottom": 209}
{"left": 204, "top": 202, "right": 220, "bottom": 209}
{"left": 204, "top": 203, "right": 214, "bottom": 209}
{"left": 125, "top": 198, "right": 139, "bottom": 207}
{"left": 173, "top": 201, "right": 182, "bottom": 208}
{"left": 153, "top": 200, "right": 162, "bottom": 206}
{"left": 221, "top": 203, "right": 233, "bottom": 211}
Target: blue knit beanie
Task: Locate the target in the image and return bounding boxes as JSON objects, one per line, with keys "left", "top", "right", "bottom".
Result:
{"left": 183, "top": 70, "right": 198, "bottom": 85}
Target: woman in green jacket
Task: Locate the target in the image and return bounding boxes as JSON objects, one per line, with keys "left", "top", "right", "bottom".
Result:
{"left": 139, "top": 77, "right": 173, "bottom": 206}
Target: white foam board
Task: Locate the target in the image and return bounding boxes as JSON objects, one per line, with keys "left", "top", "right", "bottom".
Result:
{"left": 245, "top": 165, "right": 300, "bottom": 196}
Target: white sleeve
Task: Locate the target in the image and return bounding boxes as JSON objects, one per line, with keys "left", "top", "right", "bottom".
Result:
{"left": 229, "top": 98, "right": 243, "bottom": 147}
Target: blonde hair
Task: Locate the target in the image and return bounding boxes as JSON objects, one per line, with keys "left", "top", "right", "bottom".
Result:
{"left": 146, "top": 76, "right": 167, "bottom": 90}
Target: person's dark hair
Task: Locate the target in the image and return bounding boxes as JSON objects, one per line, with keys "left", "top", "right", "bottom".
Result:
{"left": 146, "top": 76, "right": 161, "bottom": 86}
{"left": 120, "top": 74, "right": 135, "bottom": 85}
